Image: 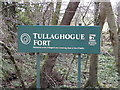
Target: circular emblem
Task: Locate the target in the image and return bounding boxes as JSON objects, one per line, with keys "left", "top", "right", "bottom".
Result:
{"left": 20, "top": 33, "right": 31, "bottom": 45}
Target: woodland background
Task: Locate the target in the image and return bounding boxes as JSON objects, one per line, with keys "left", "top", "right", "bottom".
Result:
{"left": 0, "top": 0, "right": 120, "bottom": 89}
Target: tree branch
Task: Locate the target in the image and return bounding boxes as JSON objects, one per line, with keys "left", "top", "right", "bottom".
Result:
{"left": 0, "top": 41, "right": 26, "bottom": 90}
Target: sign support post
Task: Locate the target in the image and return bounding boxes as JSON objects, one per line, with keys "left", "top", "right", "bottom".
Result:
{"left": 77, "top": 54, "right": 81, "bottom": 88}
{"left": 36, "top": 53, "right": 40, "bottom": 89}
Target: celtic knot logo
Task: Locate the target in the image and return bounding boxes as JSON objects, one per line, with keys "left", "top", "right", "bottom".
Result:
{"left": 20, "top": 33, "right": 31, "bottom": 45}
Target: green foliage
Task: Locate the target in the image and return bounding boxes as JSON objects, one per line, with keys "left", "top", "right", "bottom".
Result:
{"left": 1, "top": 2, "right": 119, "bottom": 89}
{"left": 54, "top": 53, "right": 118, "bottom": 88}
{"left": 98, "top": 55, "right": 118, "bottom": 88}
{"left": 17, "top": 11, "right": 34, "bottom": 25}
{"left": 11, "top": 81, "right": 21, "bottom": 87}
{"left": 1, "top": 51, "right": 119, "bottom": 88}
{"left": 1, "top": 58, "right": 15, "bottom": 81}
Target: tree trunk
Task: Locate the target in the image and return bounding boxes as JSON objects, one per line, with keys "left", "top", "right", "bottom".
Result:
{"left": 85, "top": 54, "right": 99, "bottom": 87}
{"left": 117, "top": 1, "right": 120, "bottom": 88}
{"left": 103, "top": 1, "right": 119, "bottom": 88}
{"left": 40, "top": 1, "right": 62, "bottom": 87}
{"left": 118, "top": 23, "right": 120, "bottom": 89}
{"left": 85, "top": 2, "right": 106, "bottom": 88}
{"left": 41, "top": 2, "right": 79, "bottom": 88}
{"left": 104, "top": 1, "right": 119, "bottom": 82}
{"left": 40, "top": 1, "right": 62, "bottom": 88}
{"left": 60, "top": 1, "right": 80, "bottom": 25}
{"left": 30, "top": 1, "right": 80, "bottom": 88}
{"left": 85, "top": 2, "right": 100, "bottom": 88}
{"left": 105, "top": 1, "right": 119, "bottom": 88}
{"left": 0, "top": 2, "right": 2, "bottom": 36}
{"left": 105, "top": 2, "right": 118, "bottom": 65}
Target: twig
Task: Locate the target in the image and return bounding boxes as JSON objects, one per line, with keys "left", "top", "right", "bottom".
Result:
{"left": 84, "top": 54, "right": 90, "bottom": 70}
{"left": 44, "top": 72, "right": 57, "bottom": 88}
{"left": 82, "top": 1, "right": 92, "bottom": 26}
{"left": 102, "top": 47, "right": 114, "bottom": 58}
{"left": 0, "top": 41, "right": 26, "bottom": 90}
{"left": 65, "top": 54, "right": 76, "bottom": 80}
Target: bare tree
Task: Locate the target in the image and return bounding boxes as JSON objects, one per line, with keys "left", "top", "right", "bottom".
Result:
{"left": 101, "top": 1, "right": 119, "bottom": 88}
{"left": 117, "top": 1, "right": 120, "bottom": 88}
{"left": 104, "top": 1, "right": 119, "bottom": 79}
{"left": 85, "top": 2, "right": 107, "bottom": 88}
{"left": 29, "top": 0, "right": 80, "bottom": 88}
{"left": 39, "top": 1, "right": 80, "bottom": 88}
{"left": 85, "top": 2, "right": 100, "bottom": 88}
